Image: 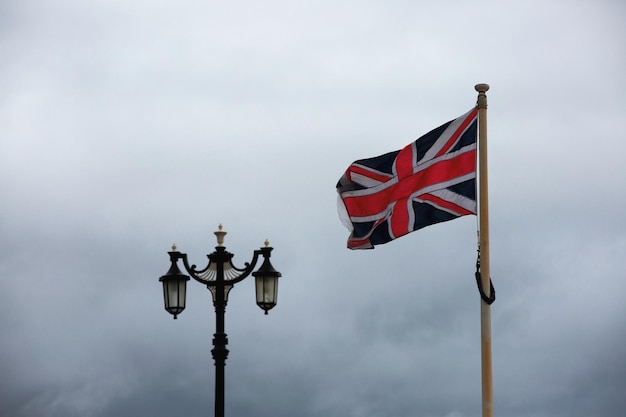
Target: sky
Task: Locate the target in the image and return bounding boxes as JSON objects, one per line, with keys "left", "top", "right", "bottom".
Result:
{"left": 1, "top": 1, "right": 625, "bottom": 416}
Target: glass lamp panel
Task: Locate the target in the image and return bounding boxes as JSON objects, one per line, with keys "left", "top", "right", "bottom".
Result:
{"left": 162, "top": 281, "right": 170, "bottom": 310}
{"left": 166, "top": 279, "right": 186, "bottom": 315}
{"left": 178, "top": 280, "right": 187, "bottom": 311}
{"left": 255, "top": 275, "right": 278, "bottom": 311}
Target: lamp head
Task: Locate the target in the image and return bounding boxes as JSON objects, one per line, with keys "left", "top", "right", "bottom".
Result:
{"left": 159, "top": 249, "right": 190, "bottom": 319}
{"left": 252, "top": 242, "right": 282, "bottom": 315}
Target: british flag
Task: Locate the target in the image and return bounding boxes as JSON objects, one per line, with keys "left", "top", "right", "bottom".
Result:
{"left": 337, "top": 107, "right": 478, "bottom": 249}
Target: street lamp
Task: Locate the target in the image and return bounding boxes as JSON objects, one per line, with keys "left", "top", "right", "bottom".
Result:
{"left": 158, "top": 224, "right": 282, "bottom": 417}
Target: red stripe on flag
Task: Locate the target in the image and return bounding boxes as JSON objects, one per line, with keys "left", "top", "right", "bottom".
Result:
{"left": 343, "top": 149, "right": 476, "bottom": 217}
{"left": 349, "top": 165, "right": 393, "bottom": 183}
{"left": 435, "top": 107, "right": 478, "bottom": 158}
{"left": 390, "top": 197, "right": 410, "bottom": 238}
{"left": 420, "top": 194, "right": 475, "bottom": 216}
{"left": 395, "top": 144, "right": 414, "bottom": 179}
{"left": 347, "top": 217, "right": 385, "bottom": 248}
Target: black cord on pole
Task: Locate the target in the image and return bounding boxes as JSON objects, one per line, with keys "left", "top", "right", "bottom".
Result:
{"left": 475, "top": 249, "right": 495, "bottom": 305}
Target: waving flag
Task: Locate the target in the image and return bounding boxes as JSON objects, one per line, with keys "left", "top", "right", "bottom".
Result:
{"left": 337, "top": 107, "right": 478, "bottom": 249}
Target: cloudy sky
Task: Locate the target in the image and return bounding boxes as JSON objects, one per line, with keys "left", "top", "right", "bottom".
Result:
{"left": 1, "top": 1, "right": 625, "bottom": 416}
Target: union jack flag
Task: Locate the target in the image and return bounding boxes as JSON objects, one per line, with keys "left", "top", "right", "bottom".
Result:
{"left": 337, "top": 107, "right": 478, "bottom": 249}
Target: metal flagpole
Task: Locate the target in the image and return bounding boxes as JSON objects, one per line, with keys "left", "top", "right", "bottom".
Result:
{"left": 475, "top": 83, "right": 493, "bottom": 417}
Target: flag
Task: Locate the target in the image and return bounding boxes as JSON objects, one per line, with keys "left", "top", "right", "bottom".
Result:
{"left": 336, "top": 107, "right": 478, "bottom": 249}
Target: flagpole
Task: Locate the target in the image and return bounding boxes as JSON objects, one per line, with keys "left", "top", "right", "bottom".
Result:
{"left": 475, "top": 83, "right": 493, "bottom": 417}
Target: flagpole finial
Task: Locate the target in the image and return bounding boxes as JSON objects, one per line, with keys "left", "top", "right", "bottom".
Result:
{"left": 475, "top": 83, "right": 490, "bottom": 93}
{"left": 475, "top": 84, "right": 489, "bottom": 109}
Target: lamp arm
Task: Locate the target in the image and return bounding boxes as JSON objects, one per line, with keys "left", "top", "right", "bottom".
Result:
{"left": 177, "top": 249, "right": 266, "bottom": 286}
{"left": 177, "top": 252, "right": 207, "bottom": 283}
{"left": 225, "top": 249, "right": 263, "bottom": 285}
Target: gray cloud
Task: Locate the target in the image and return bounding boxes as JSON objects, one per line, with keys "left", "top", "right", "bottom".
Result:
{"left": 1, "top": 1, "right": 625, "bottom": 416}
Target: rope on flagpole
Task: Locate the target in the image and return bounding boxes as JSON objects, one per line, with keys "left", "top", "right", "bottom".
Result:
{"left": 475, "top": 246, "right": 495, "bottom": 305}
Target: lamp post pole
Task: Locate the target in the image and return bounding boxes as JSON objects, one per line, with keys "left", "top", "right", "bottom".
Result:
{"left": 159, "top": 225, "right": 282, "bottom": 417}
{"left": 212, "top": 242, "right": 228, "bottom": 417}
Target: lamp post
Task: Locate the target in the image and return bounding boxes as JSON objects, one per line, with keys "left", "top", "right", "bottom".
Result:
{"left": 159, "top": 224, "right": 282, "bottom": 417}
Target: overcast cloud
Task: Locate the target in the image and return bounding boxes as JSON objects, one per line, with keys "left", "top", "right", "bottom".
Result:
{"left": 1, "top": 1, "right": 625, "bottom": 416}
